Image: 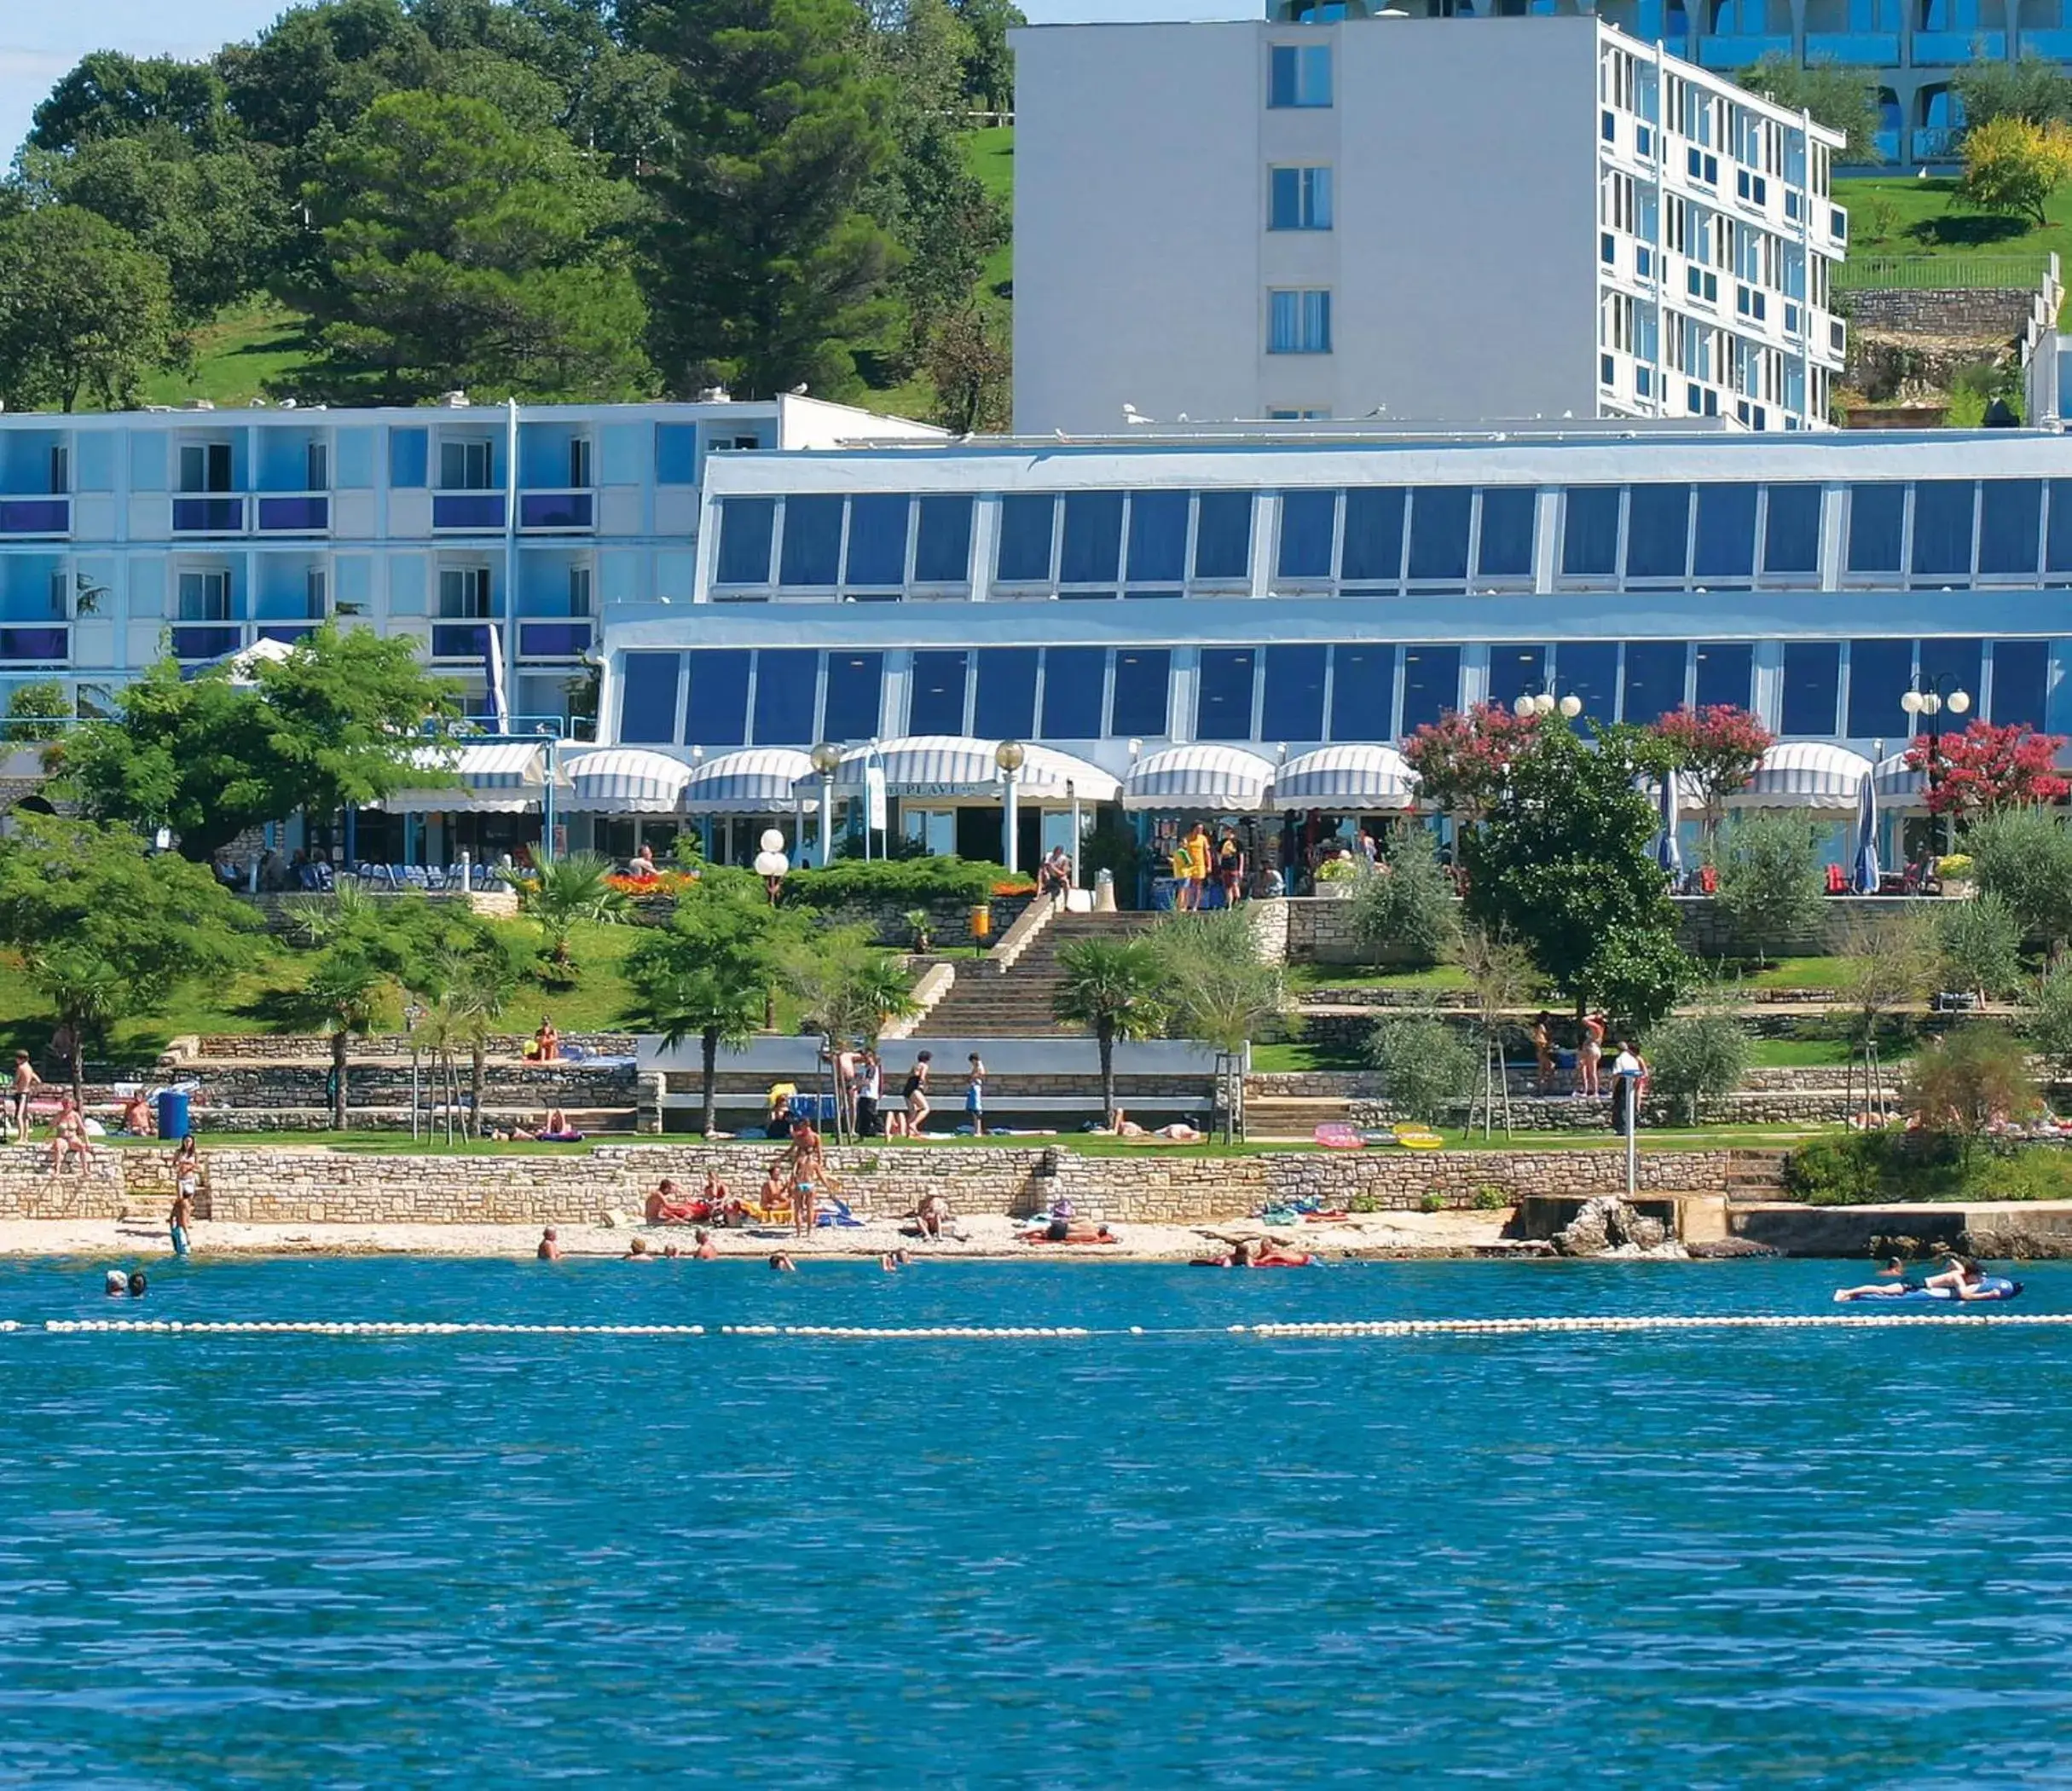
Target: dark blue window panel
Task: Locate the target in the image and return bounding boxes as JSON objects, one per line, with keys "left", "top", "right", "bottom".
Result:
{"left": 1061, "top": 492, "right": 1125, "bottom": 584}
{"left": 389, "top": 427, "right": 428, "bottom": 488}
{"left": 1041, "top": 647, "right": 1105, "bottom": 738}
{"left": 258, "top": 495, "right": 328, "bottom": 532}
{"left": 974, "top": 648, "right": 1039, "bottom": 737}
{"left": 431, "top": 494, "right": 503, "bottom": 530}
{"left": 1277, "top": 490, "right": 1337, "bottom": 579}
{"left": 1623, "top": 641, "right": 1688, "bottom": 726}
{"left": 173, "top": 497, "right": 245, "bottom": 532}
{"left": 1561, "top": 488, "right": 1621, "bottom": 576}
{"left": 1340, "top": 488, "right": 1404, "bottom": 582}
{"left": 2049, "top": 482, "right": 2072, "bottom": 573}
{"left": 1109, "top": 649, "right": 1172, "bottom": 737}
{"left": 1781, "top": 641, "right": 1841, "bottom": 735}
{"left": 778, "top": 494, "right": 842, "bottom": 586}
{"left": 1991, "top": 639, "right": 2051, "bottom": 729}
{"left": 997, "top": 495, "right": 1056, "bottom": 581}
{"left": 1194, "top": 493, "right": 1253, "bottom": 579}
{"left": 256, "top": 624, "right": 316, "bottom": 646}
{"left": 1558, "top": 642, "right": 1619, "bottom": 731}
{"left": 519, "top": 492, "right": 592, "bottom": 529}
{"left": 1261, "top": 644, "right": 1328, "bottom": 743}
{"left": 1979, "top": 480, "right": 2041, "bottom": 575}
{"left": 1329, "top": 644, "right": 1394, "bottom": 742}
{"left": 1848, "top": 638, "right": 1914, "bottom": 737}
{"left": 1126, "top": 491, "right": 1189, "bottom": 583}
{"left": 518, "top": 622, "right": 592, "bottom": 656}
{"left": 1846, "top": 484, "right": 1905, "bottom": 573}
{"left": 909, "top": 650, "right": 969, "bottom": 735}
{"left": 1408, "top": 487, "right": 1472, "bottom": 582}
{"left": 822, "top": 651, "right": 884, "bottom": 742}
{"left": 1693, "top": 642, "right": 1753, "bottom": 711}
{"left": 752, "top": 649, "right": 819, "bottom": 745}
{"left": 1918, "top": 638, "right": 1981, "bottom": 713}
{"left": 1487, "top": 644, "right": 1547, "bottom": 714}
{"left": 914, "top": 497, "right": 973, "bottom": 582}
{"left": 1476, "top": 488, "right": 1537, "bottom": 578}
{"left": 0, "top": 626, "right": 70, "bottom": 662}
{"left": 1762, "top": 484, "right": 1822, "bottom": 573}
{"left": 1399, "top": 645, "right": 1460, "bottom": 735}
{"left": 1624, "top": 485, "right": 1691, "bottom": 580}
{"left": 431, "top": 623, "right": 491, "bottom": 660}
{"left": 1693, "top": 485, "right": 1757, "bottom": 579}
{"left": 618, "top": 651, "right": 682, "bottom": 744}
{"left": 1910, "top": 481, "right": 1974, "bottom": 576}
{"left": 716, "top": 498, "right": 775, "bottom": 584}
{"left": 1197, "top": 649, "right": 1259, "bottom": 740}
{"left": 686, "top": 649, "right": 751, "bottom": 748}
{"left": 655, "top": 424, "right": 697, "bottom": 484}
{"left": 844, "top": 496, "right": 910, "bottom": 586}
{"left": 0, "top": 498, "right": 69, "bottom": 534}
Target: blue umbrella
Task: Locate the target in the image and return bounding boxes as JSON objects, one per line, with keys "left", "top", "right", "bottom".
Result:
{"left": 1852, "top": 764, "right": 1881, "bottom": 894}
{"left": 1656, "top": 771, "right": 1682, "bottom": 880}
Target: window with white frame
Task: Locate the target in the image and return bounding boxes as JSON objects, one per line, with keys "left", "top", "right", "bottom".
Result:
{"left": 439, "top": 439, "right": 494, "bottom": 490}
{"left": 305, "top": 440, "right": 330, "bottom": 491}
{"left": 439, "top": 564, "right": 493, "bottom": 617}
{"left": 177, "top": 568, "right": 231, "bottom": 620}
{"left": 569, "top": 436, "right": 593, "bottom": 488}
{"left": 178, "top": 442, "right": 234, "bottom": 494}
{"left": 306, "top": 567, "right": 329, "bottom": 618}
{"left": 1600, "top": 170, "right": 1635, "bottom": 234}
{"left": 1267, "top": 43, "right": 1331, "bottom": 108}
{"left": 1268, "top": 289, "right": 1332, "bottom": 355}
{"left": 568, "top": 565, "right": 593, "bottom": 615}
{"left": 1269, "top": 165, "right": 1334, "bottom": 231}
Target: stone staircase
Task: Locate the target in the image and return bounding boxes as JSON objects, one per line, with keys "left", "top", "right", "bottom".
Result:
{"left": 917, "top": 911, "right": 1161, "bottom": 1038}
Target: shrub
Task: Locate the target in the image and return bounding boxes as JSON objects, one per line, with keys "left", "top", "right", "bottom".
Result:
{"left": 1349, "top": 826, "right": 1461, "bottom": 968}
{"left": 1711, "top": 814, "right": 1825, "bottom": 964}
{"left": 784, "top": 857, "right": 1031, "bottom": 909}
{"left": 1470, "top": 1183, "right": 1511, "bottom": 1210}
{"left": 1418, "top": 1191, "right": 1447, "bottom": 1213}
{"left": 2027, "top": 959, "right": 2072, "bottom": 1074}
{"left": 1937, "top": 891, "right": 2024, "bottom": 1002}
{"left": 1312, "top": 855, "right": 1361, "bottom": 884}
{"left": 1643, "top": 1009, "right": 1751, "bottom": 1125}
{"left": 1936, "top": 853, "right": 1975, "bottom": 881}
{"left": 1785, "top": 1129, "right": 2072, "bottom": 1205}
{"left": 1965, "top": 809, "right": 2072, "bottom": 951}
{"left": 1365, "top": 1014, "right": 1479, "bottom": 1127}
{"left": 1902, "top": 1023, "right": 2040, "bottom": 1160}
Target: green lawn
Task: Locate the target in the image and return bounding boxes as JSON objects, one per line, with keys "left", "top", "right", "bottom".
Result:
{"left": 1288, "top": 964, "right": 1472, "bottom": 994}
{"left": 1835, "top": 173, "right": 2072, "bottom": 326}
{"left": 1735, "top": 956, "right": 1857, "bottom": 991}
{"left": 1250, "top": 1039, "right": 1367, "bottom": 1073}
{"left": 968, "top": 124, "right": 1015, "bottom": 298}
{"left": 138, "top": 301, "right": 315, "bottom": 409}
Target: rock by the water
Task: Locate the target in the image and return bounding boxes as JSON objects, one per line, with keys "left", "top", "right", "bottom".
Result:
{"left": 1552, "top": 1196, "right": 1686, "bottom": 1259}
{"left": 1686, "top": 1238, "right": 1781, "bottom": 1259}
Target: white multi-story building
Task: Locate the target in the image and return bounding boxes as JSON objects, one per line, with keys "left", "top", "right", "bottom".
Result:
{"left": 1012, "top": 14, "right": 1849, "bottom": 434}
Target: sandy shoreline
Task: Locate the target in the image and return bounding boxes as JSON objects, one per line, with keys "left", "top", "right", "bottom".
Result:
{"left": 0, "top": 1209, "right": 1516, "bottom": 1263}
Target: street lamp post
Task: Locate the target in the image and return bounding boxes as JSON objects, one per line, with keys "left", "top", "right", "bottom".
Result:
{"left": 995, "top": 739, "right": 1026, "bottom": 874}
{"left": 1513, "top": 687, "right": 1583, "bottom": 721}
{"left": 1067, "top": 777, "right": 1081, "bottom": 893}
{"left": 753, "top": 827, "right": 790, "bottom": 905}
{"left": 809, "top": 741, "right": 842, "bottom": 870}
{"left": 1901, "top": 676, "right": 1972, "bottom": 855}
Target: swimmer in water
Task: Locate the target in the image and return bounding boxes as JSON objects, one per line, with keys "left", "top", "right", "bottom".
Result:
{"left": 624, "top": 1237, "right": 654, "bottom": 1261}
{"left": 104, "top": 1268, "right": 127, "bottom": 1297}
{"left": 537, "top": 1227, "right": 562, "bottom": 1261}
{"left": 692, "top": 1229, "right": 717, "bottom": 1261}
{"left": 768, "top": 1251, "right": 797, "bottom": 1273}
{"left": 127, "top": 1270, "right": 148, "bottom": 1298}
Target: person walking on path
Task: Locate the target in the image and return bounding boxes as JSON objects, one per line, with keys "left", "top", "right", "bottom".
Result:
{"left": 1185, "top": 824, "right": 1213, "bottom": 912}
{"left": 904, "top": 1052, "right": 933, "bottom": 1135}
{"left": 965, "top": 1053, "right": 987, "bottom": 1137}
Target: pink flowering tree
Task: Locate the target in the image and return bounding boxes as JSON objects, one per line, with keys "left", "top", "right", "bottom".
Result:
{"left": 1907, "top": 719, "right": 2070, "bottom": 823}
{"left": 1402, "top": 704, "right": 1542, "bottom": 823}
{"left": 1650, "top": 704, "right": 1774, "bottom": 842}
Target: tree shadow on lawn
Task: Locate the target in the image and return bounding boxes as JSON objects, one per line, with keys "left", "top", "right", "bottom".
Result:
{"left": 1905, "top": 212, "right": 2037, "bottom": 250}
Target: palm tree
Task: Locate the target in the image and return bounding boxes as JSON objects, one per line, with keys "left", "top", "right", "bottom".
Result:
{"left": 1053, "top": 937, "right": 1168, "bottom": 1128}
{"left": 501, "top": 851, "right": 629, "bottom": 981}
{"left": 287, "top": 948, "right": 391, "bottom": 1129}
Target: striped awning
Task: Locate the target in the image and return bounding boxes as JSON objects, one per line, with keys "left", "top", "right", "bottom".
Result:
{"left": 1724, "top": 742, "right": 1874, "bottom": 811}
{"left": 806, "top": 737, "right": 1120, "bottom": 803}
{"left": 376, "top": 742, "right": 556, "bottom": 815}
{"left": 682, "top": 748, "right": 814, "bottom": 814}
{"left": 563, "top": 748, "right": 694, "bottom": 814}
{"left": 1872, "top": 750, "right": 1930, "bottom": 809}
{"left": 1271, "top": 743, "right": 1419, "bottom": 809}
{"left": 1122, "top": 743, "right": 1276, "bottom": 812}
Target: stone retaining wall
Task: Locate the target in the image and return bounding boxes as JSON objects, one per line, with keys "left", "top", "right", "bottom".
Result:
{"left": 173, "top": 1032, "right": 639, "bottom": 1064}
{"left": 1843, "top": 286, "right": 2036, "bottom": 338}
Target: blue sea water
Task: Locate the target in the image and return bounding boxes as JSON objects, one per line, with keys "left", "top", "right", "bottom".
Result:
{"left": 3, "top": 1255, "right": 2071, "bottom": 1788}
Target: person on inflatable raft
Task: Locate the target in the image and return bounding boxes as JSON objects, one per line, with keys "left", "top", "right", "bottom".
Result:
{"left": 1833, "top": 1254, "right": 2009, "bottom": 1303}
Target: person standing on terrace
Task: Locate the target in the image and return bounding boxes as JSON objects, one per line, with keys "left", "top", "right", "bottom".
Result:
{"left": 8, "top": 1051, "right": 39, "bottom": 1142}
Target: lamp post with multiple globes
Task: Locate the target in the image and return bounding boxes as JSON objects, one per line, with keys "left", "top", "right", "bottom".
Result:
{"left": 1901, "top": 676, "right": 1971, "bottom": 854}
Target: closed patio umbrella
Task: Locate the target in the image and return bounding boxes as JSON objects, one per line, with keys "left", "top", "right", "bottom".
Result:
{"left": 1852, "top": 763, "right": 1880, "bottom": 894}
{"left": 1655, "top": 771, "right": 1682, "bottom": 880}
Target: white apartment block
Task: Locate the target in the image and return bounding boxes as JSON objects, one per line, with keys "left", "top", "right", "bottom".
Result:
{"left": 1012, "top": 15, "right": 1849, "bottom": 434}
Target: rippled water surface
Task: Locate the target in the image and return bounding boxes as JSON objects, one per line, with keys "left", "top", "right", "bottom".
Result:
{"left": 3, "top": 1256, "right": 2071, "bottom": 1788}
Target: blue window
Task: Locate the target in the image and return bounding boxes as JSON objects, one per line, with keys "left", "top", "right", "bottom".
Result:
{"left": 1693, "top": 642, "right": 1753, "bottom": 711}
{"left": 1919, "top": 638, "right": 1981, "bottom": 711}
{"left": 778, "top": 494, "right": 842, "bottom": 586}
{"left": 1399, "top": 646, "right": 1460, "bottom": 735}
{"left": 1041, "top": 647, "right": 1105, "bottom": 738}
{"left": 1978, "top": 481, "right": 2041, "bottom": 575}
{"left": 1269, "top": 165, "right": 1333, "bottom": 230}
{"left": 1061, "top": 492, "right": 1125, "bottom": 585}
{"left": 1340, "top": 488, "right": 1404, "bottom": 583}
{"left": 1268, "top": 43, "right": 1331, "bottom": 107}
{"left": 1623, "top": 641, "right": 1689, "bottom": 725}
{"left": 1408, "top": 487, "right": 1473, "bottom": 583}
{"left": 2048, "top": 482, "right": 2072, "bottom": 574}
{"left": 1561, "top": 488, "right": 1622, "bottom": 577}
{"left": 716, "top": 497, "right": 775, "bottom": 585}
{"left": 1126, "top": 491, "right": 1189, "bottom": 583}
{"left": 685, "top": 650, "right": 750, "bottom": 748}
{"left": 997, "top": 495, "right": 1056, "bottom": 581}
{"left": 1329, "top": 644, "right": 1394, "bottom": 741}
{"left": 1487, "top": 644, "right": 1547, "bottom": 714}
{"left": 1991, "top": 639, "right": 2051, "bottom": 729}
{"left": 751, "top": 648, "right": 819, "bottom": 745}
{"left": 618, "top": 651, "right": 681, "bottom": 745}
{"left": 973, "top": 647, "right": 1039, "bottom": 737}
{"left": 1197, "top": 649, "right": 1259, "bottom": 740}
{"left": 1762, "top": 484, "right": 1822, "bottom": 574}
{"left": 1781, "top": 641, "right": 1841, "bottom": 735}
{"left": 1195, "top": 493, "right": 1253, "bottom": 579}
{"left": 1846, "top": 484, "right": 1905, "bottom": 574}
{"left": 1477, "top": 488, "right": 1537, "bottom": 578}
{"left": 914, "top": 496, "right": 973, "bottom": 582}
{"left": 1262, "top": 644, "right": 1328, "bottom": 742}
{"left": 844, "top": 496, "right": 910, "bottom": 586}
{"left": 821, "top": 651, "right": 884, "bottom": 741}
{"left": 1558, "top": 642, "right": 1620, "bottom": 729}
{"left": 1268, "top": 289, "right": 1332, "bottom": 355}
{"left": 1624, "top": 485, "right": 1691, "bottom": 580}
{"left": 1693, "top": 485, "right": 1757, "bottom": 579}
{"left": 1110, "top": 649, "right": 1171, "bottom": 737}
{"left": 1910, "top": 481, "right": 1974, "bottom": 577}
{"left": 1278, "top": 490, "right": 1338, "bottom": 579}
{"left": 388, "top": 426, "right": 428, "bottom": 489}
{"left": 1848, "top": 638, "right": 1913, "bottom": 737}
{"left": 655, "top": 425, "right": 697, "bottom": 485}
{"left": 909, "top": 650, "right": 969, "bottom": 736}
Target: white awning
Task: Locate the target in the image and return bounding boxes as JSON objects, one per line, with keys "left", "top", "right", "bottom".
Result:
{"left": 682, "top": 748, "right": 814, "bottom": 813}
{"left": 1872, "top": 750, "right": 1930, "bottom": 809}
{"left": 1122, "top": 743, "right": 1276, "bottom": 812}
{"left": 807, "top": 737, "right": 1120, "bottom": 803}
{"left": 1271, "top": 743, "right": 1419, "bottom": 809}
{"left": 1724, "top": 742, "right": 1874, "bottom": 811}
{"left": 563, "top": 748, "right": 694, "bottom": 814}
{"left": 375, "top": 742, "right": 556, "bottom": 814}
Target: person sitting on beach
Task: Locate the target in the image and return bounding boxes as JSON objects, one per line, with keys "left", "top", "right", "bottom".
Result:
{"left": 48, "top": 1099, "right": 92, "bottom": 1173}
{"left": 692, "top": 1228, "right": 717, "bottom": 1260}
{"left": 917, "top": 1191, "right": 952, "bottom": 1241}
{"left": 766, "top": 1091, "right": 794, "bottom": 1141}
{"left": 537, "top": 1227, "right": 563, "bottom": 1262}
{"left": 752, "top": 1165, "right": 788, "bottom": 1223}
{"left": 624, "top": 1237, "right": 655, "bottom": 1260}
{"left": 537, "top": 1106, "right": 582, "bottom": 1143}
{"left": 534, "top": 1017, "right": 559, "bottom": 1063}
{"left": 768, "top": 1251, "right": 796, "bottom": 1272}
{"left": 701, "top": 1169, "right": 728, "bottom": 1215}
{"left": 120, "top": 1091, "right": 155, "bottom": 1137}
{"left": 646, "top": 1179, "right": 701, "bottom": 1225}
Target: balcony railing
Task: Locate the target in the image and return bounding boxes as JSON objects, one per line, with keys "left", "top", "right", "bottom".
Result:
{"left": 256, "top": 494, "right": 330, "bottom": 533}
{"left": 171, "top": 624, "right": 241, "bottom": 660}
{"left": 1805, "top": 30, "right": 1901, "bottom": 61}
{"left": 1913, "top": 29, "right": 2001, "bottom": 61}
{"left": 431, "top": 622, "right": 495, "bottom": 659}
{"left": 173, "top": 496, "right": 246, "bottom": 534}
{"left": 2019, "top": 26, "right": 2072, "bottom": 54}
{"left": 432, "top": 493, "right": 506, "bottom": 530}
{"left": 0, "top": 625, "right": 68, "bottom": 664}
{"left": 1697, "top": 32, "right": 1791, "bottom": 65}
{"left": 0, "top": 497, "right": 69, "bottom": 536}
{"left": 518, "top": 621, "right": 593, "bottom": 657}
{"left": 1912, "top": 124, "right": 1966, "bottom": 160}
{"left": 518, "top": 489, "right": 595, "bottom": 530}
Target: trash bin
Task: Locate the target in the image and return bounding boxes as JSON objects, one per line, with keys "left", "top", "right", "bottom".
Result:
{"left": 157, "top": 1089, "right": 192, "bottom": 1141}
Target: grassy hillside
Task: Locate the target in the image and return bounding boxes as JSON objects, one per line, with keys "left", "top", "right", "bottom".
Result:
{"left": 1835, "top": 174, "right": 2071, "bottom": 309}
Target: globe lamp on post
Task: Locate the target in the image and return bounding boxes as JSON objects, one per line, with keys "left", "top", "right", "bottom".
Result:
{"left": 995, "top": 739, "right": 1027, "bottom": 874}
{"left": 809, "top": 741, "right": 842, "bottom": 871}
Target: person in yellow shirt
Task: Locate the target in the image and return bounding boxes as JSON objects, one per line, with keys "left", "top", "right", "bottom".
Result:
{"left": 1168, "top": 837, "right": 1195, "bottom": 911}
{"left": 1184, "top": 823, "right": 1212, "bottom": 912}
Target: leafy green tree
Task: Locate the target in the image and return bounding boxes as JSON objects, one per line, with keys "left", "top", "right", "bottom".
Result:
{"left": 1965, "top": 806, "right": 2072, "bottom": 957}
{"left": 1453, "top": 924, "right": 1538, "bottom": 1137}
{"left": 2025, "top": 957, "right": 2072, "bottom": 1076}
{"left": 1902, "top": 1024, "right": 2040, "bottom": 1165}
{"left": 2, "top": 681, "right": 72, "bottom": 743}
{"left": 1643, "top": 1008, "right": 1751, "bottom": 1126}
{"left": 625, "top": 883, "right": 799, "bottom": 1135}
{"left": 1349, "top": 824, "right": 1460, "bottom": 968}
{"left": 642, "top": 0, "right": 898, "bottom": 397}
{"left": 500, "top": 850, "right": 629, "bottom": 982}
{"left": 1953, "top": 53, "right": 2072, "bottom": 130}
{"left": 1711, "top": 813, "right": 1826, "bottom": 967}
{"left": 1938, "top": 890, "right": 2025, "bottom": 1003}
{"left": 1150, "top": 908, "right": 1283, "bottom": 1141}
{"left": 1365, "top": 1013, "right": 1479, "bottom": 1129}
{"left": 30, "top": 51, "right": 238, "bottom": 153}
{"left": 52, "top": 624, "right": 460, "bottom": 864}
{"left": 0, "top": 818, "right": 261, "bottom": 1103}
{"left": 0, "top": 207, "right": 176, "bottom": 412}
{"left": 298, "top": 90, "right": 654, "bottom": 402}
{"left": 923, "top": 301, "right": 1012, "bottom": 434}
{"left": 1956, "top": 115, "right": 2072, "bottom": 226}
{"left": 1053, "top": 936, "right": 1167, "bottom": 1127}
{"left": 405, "top": 910, "right": 527, "bottom": 1135}
{"left": 217, "top": 0, "right": 443, "bottom": 160}
{"left": 1734, "top": 55, "right": 1883, "bottom": 161}
{"left": 783, "top": 925, "right": 916, "bottom": 1049}
{"left": 951, "top": 0, "right": 1025, "bottom": 113}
